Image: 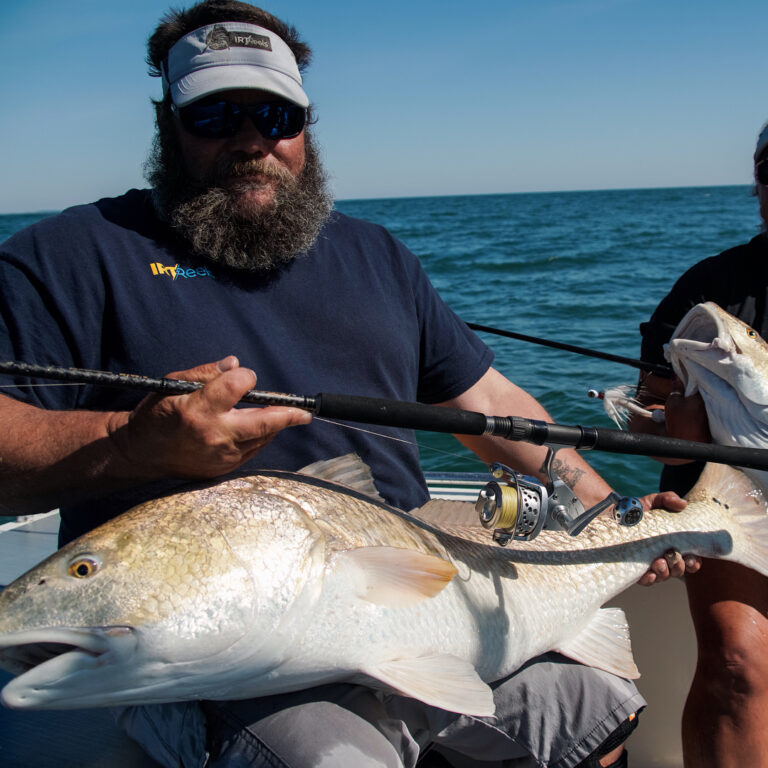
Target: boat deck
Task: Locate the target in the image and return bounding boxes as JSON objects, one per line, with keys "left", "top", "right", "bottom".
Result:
{"left": 0, "top": 512, "right": 59, "bottom": 588}
{"left": 0, "top": 479, "right": 694, "bottom": 767}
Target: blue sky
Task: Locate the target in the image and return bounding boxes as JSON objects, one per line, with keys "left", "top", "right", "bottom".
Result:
{"left": 0, "top": 0, "right": 765, "bottom": 213}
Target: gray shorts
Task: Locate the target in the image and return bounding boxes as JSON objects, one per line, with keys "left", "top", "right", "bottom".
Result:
{"left": 113, "top": 653, "right": 645, "bottom": 768}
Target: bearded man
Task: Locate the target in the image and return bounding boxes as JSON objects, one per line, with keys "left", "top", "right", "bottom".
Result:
{"left": 0, "top": 2, "right": 695, "bottom": 767}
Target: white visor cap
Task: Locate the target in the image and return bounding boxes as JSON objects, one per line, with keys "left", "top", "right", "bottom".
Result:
{"left": 163, "top": 22, "right": 309, "bottom": 108}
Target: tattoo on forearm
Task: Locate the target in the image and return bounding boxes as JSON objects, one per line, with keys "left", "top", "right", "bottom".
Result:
{"left": 541, "top": 456, "right": 586, "bottom": 489}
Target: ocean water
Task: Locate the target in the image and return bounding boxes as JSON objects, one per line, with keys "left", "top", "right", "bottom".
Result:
{"left": 0, "top": 185, "right": 761, "bottom": 515}
{"left": 337, "top": 185, "right": 763, "bottom": 493}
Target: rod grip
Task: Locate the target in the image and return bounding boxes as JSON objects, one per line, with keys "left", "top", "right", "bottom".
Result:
{"left": 314, "top": 392, "right": 488, "bottom": 435}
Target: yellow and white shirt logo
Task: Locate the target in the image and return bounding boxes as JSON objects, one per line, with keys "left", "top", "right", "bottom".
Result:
{"left": 149, "top": 262, "right": 214, "bottom": 280}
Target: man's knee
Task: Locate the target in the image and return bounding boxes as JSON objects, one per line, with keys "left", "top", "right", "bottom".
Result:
{"left": 697, "top": 633, "right": 768, "bottom": 701}
{"left": 688, "top": 566, "right": 768, "bottom": 702}
{"left": 204, "top": 694, "right": 412, "bottom": 768}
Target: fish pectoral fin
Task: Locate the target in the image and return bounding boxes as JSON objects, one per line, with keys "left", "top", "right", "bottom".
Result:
{"left": 361, "top": 654, "right": 494, "bottom": 717}
{"left": 340, "top": 546, "right": 458, "bottom": 606}
{"left": 553, "top": 607, "right": 639, "bottom": 680}
{"left": 297, "top": 453, "right": 385, "bottom": 501}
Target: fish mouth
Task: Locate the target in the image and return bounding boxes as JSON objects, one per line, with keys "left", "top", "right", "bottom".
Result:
{"left": 0, "top": 626, "right": 136, "bottom": 709}
{"left": 665, "top": 302, "right": 736, "bottom": 392}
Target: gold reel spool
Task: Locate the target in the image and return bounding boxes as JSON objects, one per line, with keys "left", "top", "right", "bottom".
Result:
{"left": 476, "top": 481, "right": 520, "bottom": 531}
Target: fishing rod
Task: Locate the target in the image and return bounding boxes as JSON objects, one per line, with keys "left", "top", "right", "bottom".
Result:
{"left": 0, "top": 360, "right": 764, "bottom": 471}
{"left": 3, "top": 359, "right": 765, "bottom": 546}
{"left": 466, "top": 321, "right": 673, "bottom": 378}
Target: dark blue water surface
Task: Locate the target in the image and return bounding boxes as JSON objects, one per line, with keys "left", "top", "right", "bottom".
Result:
{"left": 336, "top": 186, "right": 762, "bottom": 492}
{"left": 0, "top": 185, "right": 761, "bottom": 502}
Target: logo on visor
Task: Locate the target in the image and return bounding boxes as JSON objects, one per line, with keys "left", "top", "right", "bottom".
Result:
{"left": 206, "top": 26, "right": 272, "bottom": 52}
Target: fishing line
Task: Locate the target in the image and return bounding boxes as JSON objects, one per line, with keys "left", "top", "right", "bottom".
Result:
{"left": 313, "top": 416, "right": 487, "bottom": 466}
{"left": 312, "top": 416, "right": 414, "bottom": 444}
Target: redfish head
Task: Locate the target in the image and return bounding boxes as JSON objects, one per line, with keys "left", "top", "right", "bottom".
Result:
{"left": 0, "top": 478, "right": 327, "bottom": 709}
{"left": 666, "top": 302, "right": 768, "bottom": 409}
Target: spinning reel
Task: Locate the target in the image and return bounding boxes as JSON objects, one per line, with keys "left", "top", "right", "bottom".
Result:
{"left": 475, "top": 447, "right": 643, "bottom": 545}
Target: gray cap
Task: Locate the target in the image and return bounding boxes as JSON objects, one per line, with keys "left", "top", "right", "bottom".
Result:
{"left": 162, "top": 22, "right": 309, "bottom": 108}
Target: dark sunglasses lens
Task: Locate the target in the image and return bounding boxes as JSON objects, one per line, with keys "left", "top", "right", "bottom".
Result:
{"left": 179, "top": 101, "right": 306, "bottom": 140}
{"left": 251, "top": 103, "right": 306, "bottom": 139}
{"left": 179, "top": 101, "right": 239, "bottom": 139}
{"left": 758, "top": 162, "right": 768, "bottom": 186}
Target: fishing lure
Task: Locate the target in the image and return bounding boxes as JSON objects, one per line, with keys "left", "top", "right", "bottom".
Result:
{"left": 588, "top": 385, "right": 665, "bottom": 428}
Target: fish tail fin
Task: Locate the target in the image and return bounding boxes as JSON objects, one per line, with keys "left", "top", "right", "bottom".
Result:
{"left": 688, "top": 463, "right": 768, "bottom": 576}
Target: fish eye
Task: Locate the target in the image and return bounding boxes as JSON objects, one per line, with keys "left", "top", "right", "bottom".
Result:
{"left": 747, "top": 329, "right": 758, "bottom": 339}
{"left": 67, "top": 556, "right": 100, "bottom": 579}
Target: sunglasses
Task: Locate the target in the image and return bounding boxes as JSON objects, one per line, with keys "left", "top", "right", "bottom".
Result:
{"left": 175, "top": 99, "right": 307, "bottom": 141}
{"left": 757, "top": 159, "right": 768, "bottom": 186}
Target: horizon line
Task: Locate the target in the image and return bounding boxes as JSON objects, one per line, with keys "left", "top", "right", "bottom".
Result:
{"left": 0, "top": 181, "right": 753, "bottom": 218}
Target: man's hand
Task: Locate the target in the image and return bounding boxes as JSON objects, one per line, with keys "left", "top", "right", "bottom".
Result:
{"left": 635, "top": 489, "right": 702, "bottom": 585}
{"left": 665, "top": 386, "right": 711, "bottom": 443}
{"left": 106, "top": 356, "right": 312, "bottom": 480}
{"left": 630, "top": 373, "right": 711, "bottom": 463}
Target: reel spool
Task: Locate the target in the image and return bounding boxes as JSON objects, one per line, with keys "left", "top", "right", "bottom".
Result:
{"left": 475, "top": 465, "right": 549, "bottom": 544}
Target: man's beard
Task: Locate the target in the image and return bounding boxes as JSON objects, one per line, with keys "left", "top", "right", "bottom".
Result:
{"left": 146, "top": 119, "right": 333, "bottom": 272}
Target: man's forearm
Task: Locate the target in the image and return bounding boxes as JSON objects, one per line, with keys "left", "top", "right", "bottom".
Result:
{"left": 454, "top": 431, "right": 612, "bottom": 509}
{"left": 441, "top": 367, "right": 613, "bottom": 508}
{"left": 0, "top": 359, "right": 313, "bottom": 516}
{"left": 0, "top": 396, "right": 134, "bottom": 514}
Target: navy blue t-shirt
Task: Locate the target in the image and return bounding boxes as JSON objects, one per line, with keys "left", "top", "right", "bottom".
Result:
{"left": 0, "top": 189, "right": 493, "bottom": 543}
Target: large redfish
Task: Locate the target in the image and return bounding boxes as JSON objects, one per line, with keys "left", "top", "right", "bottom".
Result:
{"left": 0, "top": 454, "right": 766, "bottom": 715}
